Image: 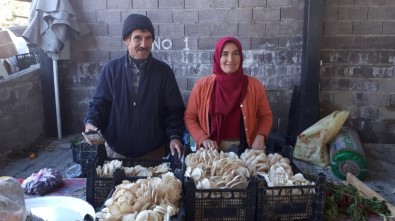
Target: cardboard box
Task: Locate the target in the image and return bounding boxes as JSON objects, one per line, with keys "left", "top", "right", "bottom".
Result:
{"left": 0, "top": 31, "right": 18, "bottom": 59}
{"left": 0, "top": 61, "right": 9, "bottom": 79}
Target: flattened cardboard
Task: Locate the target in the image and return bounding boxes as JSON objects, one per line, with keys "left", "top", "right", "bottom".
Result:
{"left": 0, "top": 62, "right": 8, "bottom": 79}
{"left": 0, "top": 31, "right": 18, "bottom": 59}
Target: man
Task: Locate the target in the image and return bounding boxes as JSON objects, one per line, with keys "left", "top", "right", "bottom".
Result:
{"left": 84, "top": 14, "right": 184, "bottom": 159}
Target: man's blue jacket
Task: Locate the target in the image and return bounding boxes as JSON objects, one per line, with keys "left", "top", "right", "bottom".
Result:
{"left": 84, "top": 53, "right": 185, "bottom": 157}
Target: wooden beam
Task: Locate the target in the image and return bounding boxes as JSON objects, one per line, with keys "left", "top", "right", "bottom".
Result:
{"left": 298, "top": 0, "right": 324, "bottom": 134}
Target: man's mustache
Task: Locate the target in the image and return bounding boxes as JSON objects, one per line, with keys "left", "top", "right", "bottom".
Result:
{"left": 137, "top": 47, "right": 149, "bottom": 52}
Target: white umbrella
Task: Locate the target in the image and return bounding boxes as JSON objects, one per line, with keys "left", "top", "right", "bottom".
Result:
{"left": 22, "top": 0, "right": 90, "bottom": 138}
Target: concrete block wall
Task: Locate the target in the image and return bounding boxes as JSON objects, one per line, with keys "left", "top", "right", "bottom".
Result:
{"left": 46, "top": 0, "right": 395, "bottom": 143}
{"left": 0, "top": 65, "right": 45, "bottom": 158}
{"left": 60, "top": 0, "right": 305, "bottom": 135}
{"left": 321, "top": 0, "right": 395, "bottom": 143}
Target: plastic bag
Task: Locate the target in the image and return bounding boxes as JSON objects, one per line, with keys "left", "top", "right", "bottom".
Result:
{"left": 293, "top": 111, "right": 349, "bottom": 167}
{"left": 21, "top": 168, "right": 63, "bottom": 195}
{"left": 330, "top": 127, "right": 368, "bottom": 180}
{"left": 0, "top": 176, "right": 26, "bottom": 221}
{"left": 66, "top": 164, "right": 82, "bottom": 178}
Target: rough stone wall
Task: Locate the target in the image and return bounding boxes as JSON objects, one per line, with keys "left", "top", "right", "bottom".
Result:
{"left": 61, "top": 0, "right": 305, "bottom": 135}
{"left": 321, "top": 0, "right": 395, "bottom": 143}
{"left": 0, "top": 65, "right": 45, "bottom": 157}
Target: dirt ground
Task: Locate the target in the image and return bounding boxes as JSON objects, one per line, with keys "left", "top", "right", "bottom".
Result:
{"left": 0, "top": 0, "right": 30, "bottom": 28}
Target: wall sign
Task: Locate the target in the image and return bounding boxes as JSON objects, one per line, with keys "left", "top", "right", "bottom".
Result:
{"left": 153, "top": 37, "right": 189, "bottom": 50}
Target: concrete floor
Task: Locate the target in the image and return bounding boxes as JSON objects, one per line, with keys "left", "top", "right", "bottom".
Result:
{"left": 0, "top": 134, "right": 394, "bottom": 219}
{"left": 0, "top": 134, "right": 79, "bottom": 179}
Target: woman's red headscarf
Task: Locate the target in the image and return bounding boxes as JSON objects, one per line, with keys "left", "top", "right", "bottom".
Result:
{"left": 209, "top": 36, "right": 248, "bottom": 144}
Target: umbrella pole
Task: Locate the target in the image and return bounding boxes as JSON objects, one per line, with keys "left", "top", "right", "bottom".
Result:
{"left": 53, "top": 59, "right": 62, "bottom": 139}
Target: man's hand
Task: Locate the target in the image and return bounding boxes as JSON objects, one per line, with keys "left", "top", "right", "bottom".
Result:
{"left": 202, "top": 139, "right": 219, "bottom": 150}
{"left": 251, "top": 134, "right": 266, "bottom": 151}
{"left": 83, "top": 123, "right": 104, "bottom": 145}
{"left": 85, "top": 123, "right": 98, "bottom": 132}
{"left": 170, "top": 139, "right": 183, "bottom": 159}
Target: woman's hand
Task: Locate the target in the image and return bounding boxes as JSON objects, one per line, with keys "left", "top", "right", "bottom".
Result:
{"left": 202, "top": 139, "right": 219, "bottom": 150}
{"left": 251, "top": 134, "right": 266, "bottom": 151}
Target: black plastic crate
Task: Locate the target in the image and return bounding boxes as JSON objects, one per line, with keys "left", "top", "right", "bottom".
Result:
{"left": 256, "top": 174, "right": 325, "bottom": 221}
{"left": 86, "top": 147, "right": 181, "bottom": 211}
{"left": 71, "top": 142, "right": 98, "bottom": 177}
{"left": 96, "top": 184, "right": 182, "bottom": 221}
{"left": 16, "top": 52, "right": 39, "bottom": 71}
{"left": 103, "top": 170, "right": 182, "bottom": 220}
{"left": 256, "top": 145, "right": 326, "bottom": 221}
{"left": 71, "top": 142, "right": 98, "bottom": 164}
{"left": 183, "top": 177, "right": 257, "bottom": 221}
{"left": 266, "top": 131, "right": 296, "bottom": 154}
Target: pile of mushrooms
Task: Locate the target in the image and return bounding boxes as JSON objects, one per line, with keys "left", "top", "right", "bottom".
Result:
{"left": 184, "top": 149, "right": 250, "bottom": 194}
{"left": 96, "top": 160, "right": 171, "bottom": 177}
{"left": 241, "top": 149, "right": 315, "bottom": 195}
{"left": 185, "top": 148, "right": 315, "bottom": 196}
{"left": 96, "top": 172, "right": 181, "bottom": 221}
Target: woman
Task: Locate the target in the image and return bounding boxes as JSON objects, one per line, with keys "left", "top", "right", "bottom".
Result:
{"left": 184, "top": 36, "right": 273, "bottom": 153}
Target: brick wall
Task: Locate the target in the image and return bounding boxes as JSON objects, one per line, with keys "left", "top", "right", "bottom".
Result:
{"left": 321, "top": 0, "right": 395, "bottom": 143}
{"left": 60, "top": 0, "right": 305, "bottom": 135}
{"left": 0, "top": 65, "right": 45, "bottom": 158}
{"left": 47, "top": 0, "right": 394, "bottom": 143}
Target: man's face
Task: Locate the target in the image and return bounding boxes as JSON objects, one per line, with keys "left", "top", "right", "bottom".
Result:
{"left": 124, "top": 29, "right": 153, "bottom": 60}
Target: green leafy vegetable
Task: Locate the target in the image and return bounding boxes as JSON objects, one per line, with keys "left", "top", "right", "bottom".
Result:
{"left": 324, "top": 182, "right": 391, "bottom": 221}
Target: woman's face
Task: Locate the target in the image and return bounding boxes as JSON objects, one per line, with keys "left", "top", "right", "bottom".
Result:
{"left": 220, "top": 42, "right": 241, "bottom": 74}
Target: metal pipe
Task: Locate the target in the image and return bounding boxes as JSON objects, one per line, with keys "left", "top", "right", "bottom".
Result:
{"left": 53, "top": 59, "right": 62, "bottom": 139}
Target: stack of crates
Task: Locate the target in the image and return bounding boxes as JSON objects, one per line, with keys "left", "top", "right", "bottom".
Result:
{"left": 85, "top": 134, "right": 325, "bottom": 220}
